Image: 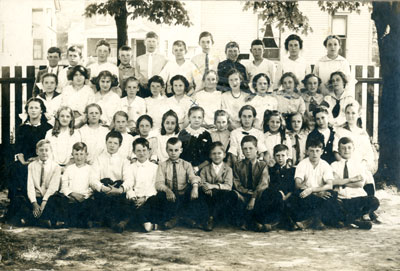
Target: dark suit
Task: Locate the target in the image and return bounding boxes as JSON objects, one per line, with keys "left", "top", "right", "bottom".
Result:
{"left": 33, "top": 66, "right": 62, "bottom": 97}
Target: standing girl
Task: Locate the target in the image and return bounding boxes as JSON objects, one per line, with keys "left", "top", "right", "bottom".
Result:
{"left": 166, "top": 75, "right": 193, "bottom": 129}
{"left": 112, "top": 111, "right": 134, "bottom": 160}
{"left": 286, "top": 112, "right": 309, "bottom": 165}
{"left": 301, "top": 74, "right": 325, "bottom": 130}
{"left": 37, "top": 73, "right": 62, "bottom": 125}
{"left": 157, "top": 110, "right": 180, "bottom": 162}
{"left": 132, "top": 115, "right": 159, "bottom": 162}
{"left": 79, "top": 103, "right": 109, "bottom": 164}
{"left": 45, "top": 106, "right": 81, "bottom": 167}
{"left": 276, "top": 72, "right": 306, "bottom": 115}
{"left": 145, "top": 75, "right": 168, "bottom": 129}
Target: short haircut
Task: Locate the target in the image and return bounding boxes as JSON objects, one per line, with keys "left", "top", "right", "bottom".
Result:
{"left": 306, "top": 136, "right": 324, "bottom": 150}
{"left": 338, "top": 136, "right": 354, "bottom": 147}
{"left": 170, "top": 74, "right": 190, "bottom": 94}
{"left": 36, "top": 139, "right": 51, "bottom": 149}
{"left": 161, "top": 110, "right": 180, "bottom": 136}
{"left": 148, "top": 75, "right": 164, "bottom": 88}
{"left": 113, "top": 110, "right": 129, "bottom": 122}
{"left": 284, "top": 34, "right": 303, "bottom": 50}
{"left": 132, "top": 137, "right": 150, "bottom": 151}
{"left": 226, "top": 68, "right": 243, "bottom": 81}
{"left": 210, "top": 141, "right": 225, "bottom": 153}
{"left": 199, "top": 31, "right": 214, "bottom": 44}
{"left": 94, "top": 70, "right": 119, "bottom": 91}
{"left": 67, "top": 45, "right": 82, "bottom": 57}
{"left": 329, "top": 71, "right": 348, "bottom": 88}
{"left": 106, "top": 130, "right": 123, "bottom": 145}
{"left": 84, "top": 103, "right": 102, "bottom": 115}
{"left": 250, "top": 39, "right": 264, "bottom": 48}
{"left": 48, "top": 47, "right": 61, "bottom": 57}
{"left": 301, "top": 73, "right": 322, "bottom": 88}
{"left": 166, "top": 137, "right": 181, "bottom": 147}
{"left": 41, "top": 73, "right": 58, "bottom": 86}
{"left": 96, "top": 39, "right": 111, "bottom": 52}
{"left": 188, "top": 106, "right": 205, "bottom": 118}
{"left": 252, "top": 73, "right": 271, "bottom": 90}
{"left": 146, "top": 31, "right": 158, "bottom": 40}
{"left": 279, "top": 72, "right": 299, "bottom": 88}
{"left": 214, "top": 109, "right": 229, "bottom": 124}
{"left": 323, "top": 35, "right": 341, "bottom": 47}
{"left": 345, "top": 102, "right": 360, "bottom": 113}
{"left": 72, "top": 142, "right": 87, "bottom": 153}
{"left": 67, "top": 65, "right": 89, "bottom": 81}
{"left": 239, "top": 104, "right": 257, "bottom": 119}
{"left": 137, "top": 114, "right": 153, "bottom": 128}
{"left": 273, "top": 144, "right": 289, "bottom": 155}
{"left": 122, "top": 76, "right": 139, "bottom": 91}
{"left": 225, "top": 41, "right": 239, "bottom": 52}
{"left": 173, "top": 40, "right": 187, "bottom": 51}
{"left": 203, "top": 70, "right": 218, "bottom": 82}
{"left": 119, "top": 45, "right": 132, "bottom": 52}
{"left": 312, "top": 106, "right": 329, "bottom": 119}
{"left": 241, "top": 135, "right": 257, "bottom": 148}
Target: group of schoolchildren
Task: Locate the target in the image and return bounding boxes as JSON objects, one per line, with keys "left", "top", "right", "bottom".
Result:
{"left": 5, "top": 30, "right": 381, "bottom": 233}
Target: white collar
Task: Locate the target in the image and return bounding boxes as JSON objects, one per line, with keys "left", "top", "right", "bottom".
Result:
{"left": 186, "top": 126, "right": 206, "bottom": 137}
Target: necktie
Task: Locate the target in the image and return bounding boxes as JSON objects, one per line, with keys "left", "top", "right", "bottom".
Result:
{"left": 332, "top": 99, "right": 341, "bottom": 118}
{"left": 147, "top": 53, "right": 153, "bottom": 79}
{"left": 295, "top": 134, "right": 301, "bottom": 164}
{"left": 205, "top": 53, "right": 209, "bottom": 76}
{"left": 248, "top": 161, "right": 254, "bottom": 190}
{"left": 40, "top": 162, "right": 45, "bottom": 187}
{"left": 343, "top": 161, "right": 349, "bottom": 179}
{"left": 172, "top": 161, "right": 178, "bottom": 192}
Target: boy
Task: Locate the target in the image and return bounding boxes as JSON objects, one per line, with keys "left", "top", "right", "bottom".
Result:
{"left": 191, "top": 31, "right": 220, "bottom": 79}
{"left": 58, "top": 142, "right": 93, "bottom": 227}
{"left": 58, "top": 45, "right": 83, "bottom": 90}
{"left": 37, "top": 73, "right": 62, "bottom": 123}
{"left": 153, "top": 137, "right": 201, "bottom": 229}
{"left": 246, "top": 39, "right": 276, "bottom": 93}
{"left": 159, "top": 40, "right": 202, "bottom": 96}
{"left": 118, "top": 45, "right": 135, "bottom": 88}
{"left": 25, "top": 140, "right": 61, "bottom": 227}
{"left": 90, "top": 131, "right": 133, "bottom": 230}
{"left": 230, "top": 135, "right": 269, "bottom": 230}
{"left": 135, "top": 31, "right": 168, "bottom": 98}
{"left": 254, "top": 144, "right": 296, "bottom": 231}
{"left": 287, "top": 137, "right": 340, "bottom": 230}
{"left": 34, "top": 46, "right": 62, "bottom": 96}
{"left": 331, "top": 137, "right": 380, "bottom": 229}
{"left": 124, "top": 138, "right": 158, "bottom": 233}
{"left": 217, "top": 41, "right": 248, "bottom": 92}
{"left": 199, "top": 142, "right": 233, "bottom": 231}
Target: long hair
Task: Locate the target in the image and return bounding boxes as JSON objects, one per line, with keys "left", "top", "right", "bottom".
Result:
{"left": 52, "top": 106, "right": 75, "bottom": 137}
{"left": 161, "top": 110, "right": 180, "bottom": 136}
{"left": 23, "top": 97, "right": 48, "bottom": 125}
{"left": 263, "top": 110, "right": 287, "bottom": 144}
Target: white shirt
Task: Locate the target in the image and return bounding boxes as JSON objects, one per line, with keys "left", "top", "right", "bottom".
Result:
{"left": 159, "top": 59, "right": 202, "bottom": 91}
{"left": 221, "top": 91, "right": 248, "bottom": 124}
{"left": 193, "top": 90, "right": 222, "bottom": 125}
{"left": 323, "top": 90, "right": 356, "bottom": 128}
{"left": 132, "top": 131, "right": 159, "bottom": 162}
{"left": 145, "top": 95, "right": 169, "bottom": 129}
{"left": 90, "top": 151, "right": 133, "bottom": 192}
{"left": 246, "top": 59, "right": 276, "bottom": 93}
{"left": 38, "top": 93, "right": 62, "bottom": 123}
{"left": 191, "top": 52, "right": 220, "bottom": 77}
{"left": 156, "top": 132, "right": 177, "bottom": 162}
{"left": 264, "top": 131, "right": 292, "bottom": 159}
{"left": 57, "top": 66, "right": 72, "bottom": 91}
{"left": 118, "top": 132, "right": 134, "bottom": 160}
{"left": 61, "top": 164, "right": 93, "bottom": 199}
{"left": 246, "top": 94, "right": 278, "bottom": 129}
{"left": 126, "top": 160, "right": 158, "bottom": 199}
{"left": 79, "top": 124, "right": 109, "bottom": 164}
{"left": 318, "top": 127, "right": 331, "bottom": 146}
{"left": 87, "top": 62, "right": 119, "bottom": 80}
{"left": 120, "top": 96, "right": 146, "bottom": 128}
{"left": 295, "top": 157, "right": 334, "bottom": 188}
{"left": 212, "top": 162, "right": 223, "bottom": 175}
{"left": 166, "top": 95, "right": 194, "bottom": 127}
{"left": 94, "top": 91, "right": 121, "bottom": 126}
{"left": 61, "top": 85, "right": 95, "bottom": 115}
{"left": 45, "top": 129, "right": 82, "bottom": 165}
{"left": 275, "top": 56, "right": 311, "bottom": 89}
{"left": 276, "top": 91, "right": 306, "bottom": 114}
{"left": 229, "top": 127, "right": 267, "bottom": 159}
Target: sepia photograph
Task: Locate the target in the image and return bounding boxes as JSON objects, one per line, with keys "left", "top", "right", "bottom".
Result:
{"left": 0, "top": 0, "right": 399, "bottom": 270}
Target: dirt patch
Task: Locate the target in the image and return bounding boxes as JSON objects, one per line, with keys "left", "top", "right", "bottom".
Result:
{"left": 0, "top": 188, "right": 399, "bottom": 271}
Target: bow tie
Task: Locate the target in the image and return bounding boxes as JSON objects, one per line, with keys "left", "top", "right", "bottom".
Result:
{"left": 242, "top": 131, "right": 249, "bottom": 135}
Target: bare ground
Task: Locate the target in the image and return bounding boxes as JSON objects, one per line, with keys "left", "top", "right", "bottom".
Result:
{"left": 0, "top": 188, "right": 399, "bottom": 271}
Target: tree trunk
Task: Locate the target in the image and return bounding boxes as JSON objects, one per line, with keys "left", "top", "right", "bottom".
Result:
{"left": 372, "top": 2, "right": 400, "bottom": 188}
{"left": 115, "top": 3, "right": 128, "bottom": 66}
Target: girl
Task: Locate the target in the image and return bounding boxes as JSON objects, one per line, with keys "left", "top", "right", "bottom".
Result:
{"left": 157, "top": 110, "right": 180, "bottom": 162}
{"left": 8, "top": 98, "right": 52, "bottom": 221}
{"left": 301, "top": 74, "right": 325, "bottom": 130}
{"left": 37, "top": 73, "right": 62, "bottom": 125}
{"left": 228, "top": 105, "right": 267, "bottom": 164}
{"left": 111, "top": 111, "right": 134, "bottom": 160}
{"left": 45, "top": 106, "right": 81, "bottom": 167}
{"left": 314, "top": 35, "right": 351, "bottom": 95}
{"left": 324, "top": 71, "right": 355, "bottom": 127}
{"left": 221, "top": 69, "right": 248, "bottom": 129}
{"left": 286, "top": 112, "right": 309, "bottom": 165}
{"left": 145, "top": 75, "right": 169, "bottom": 130}
{"left": 132, "top": 115, "right": 158, "bottom": 162}
{"left": 92, "top": 70, "right": 121, "bottom": 126}
{"left": 119, "top": 76, "right": 146, "bottom": 132}
{"left": 246, "top": 73, "right": 278, "bottom": 129}
{"left": 263, "top": 110, "right": 292, "bottom": 167}
{"left": 193, "top": 70, "right": 222, "bottom": 128}
{"left": 166, "top": 75, "right": 193, "bottom": 129}
{"left": 79, "top": 103, "right": 109, "bottom": 164}
{"left": 210, "top": 110, "right": 231, "bottom": 165}
{"left": 61, "top": 65, "right": 94, "bottom": 128}
{"left": 276, "top": 72, "right": 306, "bottom": 115}
{"left": 178, "top": 106, "right": 212, "bottom": 173}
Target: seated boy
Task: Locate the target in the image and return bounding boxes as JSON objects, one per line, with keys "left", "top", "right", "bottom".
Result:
{"left": 230, "top": 135, "right": 269, "bottom": 230}
{"left": 331, "top": 137, "right": 380, "bottom": 229}
{"left": 254, "top": 144, "right": 295, "bottom": 231}
{"left": 152, "top": 137, "right": 201, "bottom": 229}
{"left": 21, "top": 139, "right": 61, "bottom": 227}
{"left": 89, "top": 131, "right": 133, "bottom": 230}
{"left": 287, "top": 137, "right": 340, "bottom": 230}
{"left": 58, "top": 142, "right": 93, "bottom": 227}
{"left": 124, "top": 138, "right": 158, "bottom": 233}
{"left": 118, "top": 45, "right": 135, "bottom": 88}
{"left": 58, "top": 45, "right": 83, "bottom": 90}
{"left": 199, "top": 142, "right": 233, "bottom": 231}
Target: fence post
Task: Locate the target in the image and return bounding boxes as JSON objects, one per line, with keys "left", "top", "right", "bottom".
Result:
{"left": 14, "top": 66, "right": 23, "bottom": 130}
{"left": 27, "top": 66, "right": 35, "bottom": 99}
{"left": 1, "top": 67, "right": 11, "bottom": 146}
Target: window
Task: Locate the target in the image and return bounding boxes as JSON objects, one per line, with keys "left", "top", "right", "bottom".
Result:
{"left": 262, "top": 23, "right": 280, "bottom": 60}
{"left": 33, "top": 39, "right": 43, "bottom": 60}
{"left": 332, "top": 15, "right": 347, "bottom": 58}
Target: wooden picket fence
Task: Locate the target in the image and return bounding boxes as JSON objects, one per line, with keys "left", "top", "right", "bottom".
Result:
{"left": 0, "top": 65, "right": 382, "bottom": 148}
